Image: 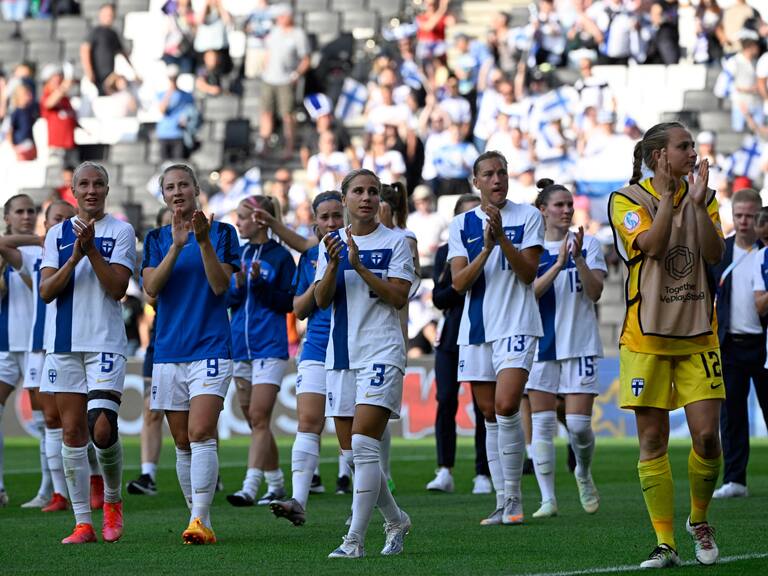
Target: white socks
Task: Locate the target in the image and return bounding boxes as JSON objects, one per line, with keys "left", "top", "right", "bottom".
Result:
{"left": 265, "top": 468, "right": 284, "bottom": 492}
{"left": 45, "top": 428, "right": 68, "bottom": 497}
{"left": 243, "top": 468, "right": 264, "bottom": 498}
{"left": 484, "top": 421, "right": 505, "bottom": 509}
{"left": 87, "top": 442, "right": 101, "bottom": 477}
{"left": 190, "top": 439, "right": 218, "bottom": 528}
{"left": 380, "top": 425, "right": 392, "bottom": 477}
{"left": 175, "top": 447, "right": 192, "bottom": 510}
{"left": 496, "top": 412, "right": 525, "bottom": 502}
{"left": 141, "top": 462, "right": 157, "bottom": 481}
{"left": 348, "top": 434, "right": 382, "bottom": 543}
{"left": 95, "top": 441, "right": 123, "bottom": 503}
{"left": 532, "top": 411, "right": 557, "bottom": 504}
{"left": 338, "top": 452, "right": 352, "bottom": 478}
{"left": 62, "top": 444, "right": 91, "bottom": 525}
{"left": 291, "top": 432, "right": 320, "bottom": 508}
{"left": 566, "top": 414, "right": 595, "bottom": 481}
{"left": 32, "top": 410, "right": 52, "bottom": 498}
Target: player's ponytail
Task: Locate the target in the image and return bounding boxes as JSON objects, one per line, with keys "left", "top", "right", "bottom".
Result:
{"left": 381, "top": 181, "right": 408, "bottom": 229}
{"left": 1, "top": 194, "right": 34, "bottom": 298}
{"left": 629, "top": 121, "right": 686, "bottom": 185}
{"left": 534, "top": 178, "right": 569, "bottom": 210}
{"left": 630, "top": 141, "right": 644, "bottom": 185}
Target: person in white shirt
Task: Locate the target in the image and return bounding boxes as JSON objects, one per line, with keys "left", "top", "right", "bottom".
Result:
{"left": 315, "top": 169, "right": 414, "bottom": 559}
{"left": 527, "top": 178, "right": 607, "bottom": 519}
{"left": 448, "top": 151, "right": 544, "bottom": 526}
{"left": 407, "top": 185, "right": 447, "bottom": 271}
{"left": 306, "top": 131, "right": 351, "bottom": 195}
{"left": 362, "top": 130, "right": 406, "bottom": 186}
{"left": 39, "top": 162, "right": 136, "bottom": 544}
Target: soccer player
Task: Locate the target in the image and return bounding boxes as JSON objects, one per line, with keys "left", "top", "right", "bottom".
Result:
{"left": 0, "top": 194, "right": 41, "bottom": 507}
{"left": 0, "top": 200, "right": 77, "bottom": 512}
{"left": 609, "top": 122, "right": 724, "bottom": 567}
{"left": 39, "top": 162, "right": 136, "bottom": 544}
{"left": 143, "top": 164, "right": 239, "bottom": 545}
{"left": 315, "top": 169, "right": 414, "bottom": 558}
{"left": 448, "top": 150, "right": 544, "bottom": 526}
{"left": 271, "top": 191, "right": 345, "bottom": 525}
{"left": 127, "top": 208, "right": 172, "bottom": 497}
{"left": 527, "top": 179, "right": 607, "bottom": 518}
{"left": 226, "top": 196, "right": 296, "bottom": 507}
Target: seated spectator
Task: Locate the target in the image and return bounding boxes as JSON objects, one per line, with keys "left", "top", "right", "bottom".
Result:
{"left": 729, "top": 30, "right": 763, "bottom": 132}
{"left": 507, "top": 166, "right": 538, "bottom": 204}
{"left": 40, "top": 64, "right": 78, "bottom": 165}
{"left": 8, "top": 83, "right": 37, "bottom": 161}
{"left": 648, "top": 0, "right": 681, "bottom": 65}
{"left": 406, "top": 185, "right": 446, "bottom": 272}
{"left": 300, "top": 93, "right": 354, "bottom": 168}
{"left": 207, "top": 166, "right": 243, "bottom": 221}
{"left": 431, "top": 121, "right": 478, "bottom": 197}
{"left": 362, "top": 129, "right": 406, "bottom": 186}
{"left": 267, "top": 168, "right": 307, "bottom": 218}
{"left": 155, "top": 64, "right": 198, "bottom": 160}
{"left": 162, "top": 0, "right": 197, "bottom": 75}
{"left": 95, "top": 74, "right": 139, "bottom": 119}
{"left": 306, "top": 131, "right": 350, "bottom": 195}
{"left": 574, "top": 57, "right": 616, "bottom": 115}
{"left": 438, "top": 74, "right": 472, "bottom": 140}
{"left": 259, "top": 3, "right": 309, "bottom": 159}
{"left": 693, "top": 0, "right": 726, "bottom": 64}
{"left": 486, "top": 119, "right": 532, "bottom": 180}
{"left": 81, "top": 3, "right": 137, "bottom": 95}
{"left": 196, "top": 50, "right": 225, "bottom": 96}
{"left": 292, "top": 200, "right": 314, "bottom": 240}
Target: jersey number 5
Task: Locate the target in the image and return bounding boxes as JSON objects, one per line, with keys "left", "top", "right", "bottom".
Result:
{"left": 207, "top": 359, "right": 219, "bottom": 377}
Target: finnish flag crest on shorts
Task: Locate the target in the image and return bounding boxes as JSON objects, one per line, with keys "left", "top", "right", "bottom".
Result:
{"left": 631, "top": 378, "right": 644, "bottom": 397}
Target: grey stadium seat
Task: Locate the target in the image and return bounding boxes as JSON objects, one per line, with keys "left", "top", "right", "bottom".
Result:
{"left": 203, "top": 95, "right": 242, "bottom": 121}
{"left": 55, "top": 17, "right": 90, "bottom": 42}
{"left": 110, "top": 142, "right": 147, "bottom": 165}
{"left": 342, "top": 11, "right": 378, "bottom": 35}
{"left": 697, "top": 110, "right": 731, "bottom": 132}
{"left": 333, "top": 0, "right": 367, "bottom": 11}
{"left": 0, "top": 41, "right": 25, "bottom": 68}
{"left": 305, "top": 13, "right": 341, "bottom": 43}
{"left": 683, "top": 90, "right": 720, "bottom": 112}
{"left": 26, "top": 41, "right": 63, "bottom": 65}
{"left": 375, "top": 0, "right": 403, "bottom": 18}
{"left": 20, "top": 19, "right": 53, "bottom": 41}
{"left": 296, "top": 0, "right": 328, "bottom": 11}
{"left": 120, "top": 163, "right": 155, "bottom": 188}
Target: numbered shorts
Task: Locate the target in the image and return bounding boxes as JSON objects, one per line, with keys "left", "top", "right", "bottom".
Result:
{"left": 0, "top": 351, "right": 26, "bottom": 387}
{"left": 326, "top": 364, "right": 404, "bottom": 419}
{"left": 527, "top": 357, "right": 599, "bottom": 395}
{"left": 458, "top": 335, "right": 537, "bottom": 382}
{"left": 41, "top": 352, "right": 126, "bottom": 395}
{"left": 619, "top": 347, "right": 725, "bottom": 410}
{"left": 151, "top": 358, "right": 232, "bottom": 411}
{"left": 296, "top": 360, "right": 326, "bottom": 396}
{"left": 233, "top": 358, "right": 287, "bottom": 387}
{"left": 24, "top": 351, "right": 45, "bottom": 389}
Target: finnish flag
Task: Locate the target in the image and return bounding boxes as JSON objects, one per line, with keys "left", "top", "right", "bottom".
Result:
{"left": 725, "top": 136, "right": 764, "bottom": 181}
{"left": 335, "top": 78, "right": 369, "bottom": 122}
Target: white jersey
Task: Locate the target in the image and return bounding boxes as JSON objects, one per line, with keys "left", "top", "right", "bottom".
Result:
{"left": 314, "top": 224, "right": 415, "bottom": 371}
{"left": 42, "top": 214, "right": 136, "bottom": 355}
{"left": 1, "top": 246, "right": 35, "bottom": 352}
{"left": 448, "top": 201, "right": 545, "bottom": 345}
{"left": 535, "top": 234, "right": 607, "bottom": 361}
{"left": 19, "top": 245, "right": 47, "bottom": 352}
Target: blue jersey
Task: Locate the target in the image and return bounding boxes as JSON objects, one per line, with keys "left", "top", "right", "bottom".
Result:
{"left": 20, "top": 247, "right": 46, "bottom": 352}
{"left": 228, "top": 240, "right": 295, "bottom": 361}
{"left": 142, "top": 221, "right": 240, "bottom": 363}
{"left": 294, "top": 244, "right": 331, "bottom": 363}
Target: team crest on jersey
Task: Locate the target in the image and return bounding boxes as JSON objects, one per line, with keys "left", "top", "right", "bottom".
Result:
{"left": 631, "top": 378, "right": 644, "bottom": 397}
{"left": 459, "top": 360, "right": 465, "bottom": 372}
{"left": 100, "top": 238, "right": 116, "bottom": 258}
{"left": 296, "top": 375, "right": 302, "bottom": 389}
{"left": 328, "top": 391, "right": 334, "bottom": 407}
{"left": 371, "top": 252, "right": 383, "bottom": 266}
{"left": 623, "top": 211, "right": 640, "bottom": 232}
{"left": 152, "top": 386, "right": 157, "bottom": 399}
{"left": 48, "top": 369, "right": 57, "bottom": 384}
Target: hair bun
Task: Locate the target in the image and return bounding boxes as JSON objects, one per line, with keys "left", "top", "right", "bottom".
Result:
{"left": 536, "top": 178, "right": 554, "bottom": 190}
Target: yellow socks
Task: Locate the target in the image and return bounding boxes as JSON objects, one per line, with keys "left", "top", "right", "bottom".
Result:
{"left": 638, "top": 453, "right": 676, "bottom": 549}
{"left": 688, "top": 448, "right": 721, "bottom": 524}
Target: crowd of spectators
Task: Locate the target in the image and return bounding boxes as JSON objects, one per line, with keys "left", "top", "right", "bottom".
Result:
{"left": 2, "top": 0, "right": 768, "bottom": 357}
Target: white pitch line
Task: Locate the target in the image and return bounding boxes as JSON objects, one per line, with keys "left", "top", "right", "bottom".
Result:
{"left": 518, "top": 553, "right": 768, "bottom": 576}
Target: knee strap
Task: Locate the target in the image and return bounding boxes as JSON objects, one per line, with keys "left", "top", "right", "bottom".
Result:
{"left": 87, "top": 390, "right": 121, "bottom": 448}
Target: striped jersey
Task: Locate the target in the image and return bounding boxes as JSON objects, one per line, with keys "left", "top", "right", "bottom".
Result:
{"left": 1, "top": 246, "right": 35, "bottom": 352}
{"left": 19, "top": 246, "right": 47, "bottom": 352}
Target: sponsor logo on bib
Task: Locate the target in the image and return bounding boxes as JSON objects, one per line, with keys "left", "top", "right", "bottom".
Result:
{"left": 623, "top": 211, "right": 640, "bottom": 232}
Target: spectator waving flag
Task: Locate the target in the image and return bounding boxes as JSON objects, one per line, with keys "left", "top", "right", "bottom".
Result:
{"left": 725, "top": 135, "right": 764, "bottom": 182}
{"left": 533, "top": 86, "right": 580, "bottom": 124}
{"left": 335, "top": 78, "right": 369, "bottom": 122}
{"left": 713, "top": 56, "right": 735, "bottom": 99}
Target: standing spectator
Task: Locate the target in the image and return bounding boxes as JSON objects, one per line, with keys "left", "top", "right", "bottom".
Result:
{"left": 729, "top": 30, "right": 762, "bottom": 133}
{"left": 81, "top": 3, "right": 137, "bottom": 95}
{"left": 162, "top": 0, "right": 197, "bottom": 75}
{"left": 193, "top": 0, "right": 232, "bottom": 71}
{"left": 432, "top": 122, "right": 478, "bottom": 197}
{"left": 722, "top": 0, "right": 763, "bottom": 52}
{"left": 406, "top": 185, "right": 447, "bottom": 273}
{"left": 305, "top": 131, "right": 350, "bottom": 195}
{"left": 755, "top": 39, "right": 768, "bottom": 133}
{"left": 648, "top": 0, "right": 681, "bottom": 65}
{"left": 589, "top": 0, "right": 636, "bottom": 66}
{"left": 94, "top": 74, "right": 138, "bottom": 120}
{"left": 259, "top": 4, "right": 309, "bottom": 160}
{"left": 156, "top": 65, "right": 197, "bottom": 160}
{"left": 530, "top": 0, "right": 567, "bottom": 67}
{"left": 693, "top": 0, "right": 726, "bottom": 64}
{"left": 8, "top": 84, "right": 37, "bottom": 161}
{"left": 712, "top": 188, "right": 766, "bottom": 500}
{"left": 1, "top": 0, "right": 28, "bottom": 23}
{"left": 40, "top": 64, "right": 78, "bottom": 166}
{"left": 439, "top": 75, "right": 472, "bottom": 141}
{"left": 244, "top": 0, "right": 273, "bottom": 79}
{"left": 415, "top": 0, "right": 455, "bottom": 66}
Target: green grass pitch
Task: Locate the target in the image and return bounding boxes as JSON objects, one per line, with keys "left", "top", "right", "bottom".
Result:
{"left": 1, "top": 437, "right": 767, "bottom": 575}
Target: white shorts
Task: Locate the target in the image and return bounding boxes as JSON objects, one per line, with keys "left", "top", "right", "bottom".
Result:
{"left": 233, "top": 358, "right": 287, "bottom": 386}
{"left": 24, "top": 351, "right": 45, "bottom": 389}
{"left": 0, "top": 351, "right": 26, "bottom": 387}
{"left": 326, "top": 364, "right": 403, "bottom": 419}
{"left": 151, "top": 358, "right": 232, "bottom": 411}
{"left": 296, "top": 360, "right": 326, "bottom": 396}
{"left": 526, "top": 357, "right": 600, "bottom": 395}
{"left": 41, "top": 352, "right": 126, "bottom": 395}
{"left": 458, "top": 335, "right": 537, "bottom": 382}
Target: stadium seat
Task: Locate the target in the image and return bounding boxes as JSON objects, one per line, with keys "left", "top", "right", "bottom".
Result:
{"left": 190, "top": 142, "right": 224, "bottom": 171}
{"left": 81, "top": 0, "right": 106, "bottom": 18}
{"left": 224, "top": 119, "right": 251, "bottom": 154}
{"left": 342, "top": 11, "right": 378, "bottom": 37}
{"left": 26, "top": 41, "right": 63, "bottom": 65}
{"left": 119, "top": 163, "right": 155, "bottom": 188}
{"left": 333, "top": 0, "right": 367, "bottom": 11}
{"left": 203, "top": 95, "right": 242, "bottom": 121}
{"left": 509, "top": 7, "right": 529, "bottom": 27}
{"left": 63, "top": 40, "right": 83, "bottom": 62}
{"left": 110, "top": 142, "right": 147, "bottom": 165}
{"left": 376, "top": 0, "right": 403, "bottom": 19}
{"left": 296, "top": 0, "right": 329, "bottom": 11}
{"left": 715, "top": 131, "right": 743, "bottom": 155}
{"left": 305, "top": 13, "right": 341, "bottom": 45}
{"left": 683, "top": 90, "right": 720, "bottom": 112}
{"left": 117, "top": 0, "right": 151, "bottom": 15}
{"left": 0, "top": 20, "right": 18, "bottom": 38}
{"left": 0, "top": 41, "right": 25, "bottom": 68}
{"left": 660, "top": 110, "right": 699, "bottom": 130}
{"left": 242, "top": 96, "right": 261, "bottom": 120}
{"left": 19, "top": 188, "right": 54, "bottom": 205}
{"left": 698, "top": 110, "right": 731, "bottom": 132}
{"left": 20, "top": 19, "right": 53, "bottom": 41}
{"left": 55, "top": 17, "right": 90, "bottom": 42}
{"left": 207, "top": 121, "right": 227, "bottom": 142}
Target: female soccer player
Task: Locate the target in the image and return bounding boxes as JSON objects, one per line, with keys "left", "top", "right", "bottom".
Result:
{"left": 271, "top": 191, "right": 345, "bottom": 525}
{"left": 143, "top": 164, "right": 239, "bottom": 545}
{"left": 226, "top": 195, "right": 296, "bottom": 507}
{"left": 527, "top": 179, "right": 607, "bottom": 518}
{"left": 315, "top": 169, "right": 414, "bottom": 558}
{"left": 609, "top": 122, "right": 724, "bottom": 567}
{"left": 0, "top": 194, "right": 40, "bottom": 507}
{"left": 0, "top": 200, "right": 76, "bottom": 512}
{"left": 39, "top": 162, "right": 136, "bottom": 544}
{"left": 448, "top": 150, "right": 544, "bottom": 526}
